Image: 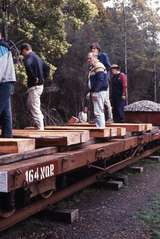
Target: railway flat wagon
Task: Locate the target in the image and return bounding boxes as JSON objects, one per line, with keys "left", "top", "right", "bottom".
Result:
{"left": 0, "top": 123, "right": 159, "bottom": 231}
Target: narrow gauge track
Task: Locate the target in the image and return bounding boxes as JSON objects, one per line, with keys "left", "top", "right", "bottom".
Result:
{"left": 0, "top": 128, "right": 159, "bottom": 231}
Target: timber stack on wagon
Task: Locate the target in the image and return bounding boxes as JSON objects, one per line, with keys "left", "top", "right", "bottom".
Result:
{"left": 0, "top": 122, "right": 159, "bottom": 231}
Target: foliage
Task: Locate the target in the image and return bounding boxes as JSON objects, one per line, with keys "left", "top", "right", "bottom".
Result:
{"left": 0, "top": 0, "right": 98, "bottom": 126}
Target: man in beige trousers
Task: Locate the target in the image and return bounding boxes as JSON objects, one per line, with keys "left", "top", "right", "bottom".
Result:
{"left": 20, "top": 43, "right": 49, "bottom": 130}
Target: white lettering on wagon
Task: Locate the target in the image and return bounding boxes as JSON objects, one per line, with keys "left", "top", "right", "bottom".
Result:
{"left": 0, "top": 171, "right": 8, "bottom": 192}
{"left": 25, "top": 164, "right": 55, "bottom": 183}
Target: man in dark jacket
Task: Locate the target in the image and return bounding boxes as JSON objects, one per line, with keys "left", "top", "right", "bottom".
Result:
{"left": 90, "top": 42, "right": 113, "bottom": 122}
{"left": 111, "top": 64, "right": 127, "bottom": 122}
{"left": 20, "top": 43, "right": 49, "bottom": 130}
{"left": 87, "top": 52, "right": 108, "bottom": 128}
{"left": 0, "top": 33, "right": 16, "bottom": 137}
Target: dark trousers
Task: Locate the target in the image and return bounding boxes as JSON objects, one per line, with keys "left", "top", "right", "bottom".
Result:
{"left": 0, "top": 83, "right": 13, "bottom": 138}
{"left": 112, "top": 98, "right": 126, "bottom": 123}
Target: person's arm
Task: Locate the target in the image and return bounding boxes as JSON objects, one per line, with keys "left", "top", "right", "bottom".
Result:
{"left": 24, "top": 58, "right": 37, "bottom": 79}
{"left": 120, "top": 73, "right": 127, "bottom": 97}
{"left": 100, "top": 53, "right": 111, "bottom": 70}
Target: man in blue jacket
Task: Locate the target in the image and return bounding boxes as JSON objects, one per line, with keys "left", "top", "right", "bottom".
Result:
{"left": 87, "top": 52, "right": 108, "bottom": 128}
{"left": 20, "top": 43, "right": 49, "bottom": 130}
{"left": 90, "top": 42, "right": 113, "bottom": 123}
{"left": 0, "top": 33, "right": 16, "bottom": 137}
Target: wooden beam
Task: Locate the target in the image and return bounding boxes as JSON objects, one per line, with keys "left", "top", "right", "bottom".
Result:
{"left": 46, "top": 126, "right": 113, "bottom": 138}
{"left": 25, "top": 126, "right": 114, "bottom": 138}
{"left": 45, "top": 126, "right": 126, "bottom": 138}
{"left": 49, "top": 208, "right": 79, "bottom": 224}
{"left": 12, "top": 129, "right": 89, "bottom": 146}
{"left": 17, "top": 129, "right": 89, "bottom": 143}
{"left": 145, "top": 124, "right": 153, "bottom": 131}
{"left": 0, "top": 138, "right": 35, "bottom": 154}
{"left": 0, "top": 147, "right": 57, "bottom": 165}
{"left": 90, "top": 128, "right": 111, "bottom": 138}
{"left": 106, "top": 123, "right": 146, "bottom": 132}
{"left": 115, "top": 127, "right": 126, "bottom": 137}
{"left": 67, "top": 123, "right": 148, "bottom": 133}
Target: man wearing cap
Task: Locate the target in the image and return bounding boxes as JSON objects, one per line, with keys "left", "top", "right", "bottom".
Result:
{"left": 0, "top": 33, "right": 16, "bottom": 137}
{"left": 20, "top": 43, "right": 49, "bottom": 130}
{"left": 111, "top": 64, "right": 127, "bottom": 122}
{"left": 90, "top": 42, "right": 113, "bottom": 123}
{"left": 87, "top": 52, "right": 108, "bottom": 128}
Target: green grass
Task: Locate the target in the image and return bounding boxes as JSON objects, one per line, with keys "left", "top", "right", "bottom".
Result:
{"left": 139, "top": 196, "right": 160, "bottom": 239}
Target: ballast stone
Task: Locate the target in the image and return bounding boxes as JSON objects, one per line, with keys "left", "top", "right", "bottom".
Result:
{"left": 124, "top": 100, "right": 160, "bottom": 112}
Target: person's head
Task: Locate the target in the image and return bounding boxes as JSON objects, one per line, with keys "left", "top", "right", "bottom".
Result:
{"left": 20, "top": 43, "right": 32, "bottom": 56}
{"left": 90, "top": 42, "right": 101, "bottom": 56}
{"left": 83, "top": 106, "right": 88, "bottom": 113}
{"left": 87, "top": 52, "right": 98, "bottom": 66}
{"left": 111, "top": 64, "right": 121, "bottom": 75}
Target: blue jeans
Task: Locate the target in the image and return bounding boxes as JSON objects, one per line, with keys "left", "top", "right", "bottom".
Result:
{"left": 0, "top": 82, "right": 13, "bottom": 137}
{"left": 92, "top": 91, "right": 106, "bottom": 128}
{"left": 112, "top": 98, "right": 126, "bottom": 123}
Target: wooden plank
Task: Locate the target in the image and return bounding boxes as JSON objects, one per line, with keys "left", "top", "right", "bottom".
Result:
{"left": 0, "top": 138, "right": 35, "bottom": 154}
{"left": 17, "top": 129, "right": 89, "bottom": 143}
{"left": 90, "top": 128, "right": 111, "bottom": 138}
{"left": 27, "top": 126, "right": 112, "bottom": 138}
{"left": 67, "top": 123, "right": 146, "bottom": 132}
{"left": 108, "top": 123, "right": 146, "bottom": 132}
{"left": 50, "top": 208, "right": 79, "bottom": 224}
{"left": 12, "top": 130, "right": 89, "bottom": 146}
{"left": 109, "top": 128, "right": 117, "bottom": 137}
{"left": 14, "top": 129, "right": 90, "bottom": 143}
{"left": 116, "top": 127, "right": 127, "bottom": 137}
{"left": 145, "top": 123, "right": 153, "bottom": 131}
{"left": 0, "top": 147, "right": 57, "bottom": 165}
{"left": 45, "top": 126, "right": 126, "bottom": 138}
{"left": 45, "top": 126, "right": 117, "bottom": 138}
{"left": 35, "top": 137, "right": 69, "bottom": 147}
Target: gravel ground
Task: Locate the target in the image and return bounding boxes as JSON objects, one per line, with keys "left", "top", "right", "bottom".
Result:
{"left": 1, "top": 159, "right": 160, "bottom": 239}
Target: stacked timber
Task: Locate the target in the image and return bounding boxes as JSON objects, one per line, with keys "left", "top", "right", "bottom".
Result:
{"left": 12, "top": 129, "right": 90, "bottom": 147}
{"left": 67, "top": 122, "right": 153, "bottom": 133}
{"left": 0, "top": 122, "right": 151, "bottom": 158}
{"left": 0, "top": 138, "right": 35, "bottom": 154}
{"left": 0, "top": 147, "right": 57, "bottom": 165}
{"left": 45, "top": 126, "right": 126, "bottom": 138}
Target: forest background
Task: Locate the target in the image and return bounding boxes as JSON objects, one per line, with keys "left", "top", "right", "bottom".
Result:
{"left": 0, "top": 0, "right": 160, "bottom": 127}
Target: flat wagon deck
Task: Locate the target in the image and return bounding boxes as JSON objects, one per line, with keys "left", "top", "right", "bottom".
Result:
{"left": 0, "top": 123, "right": 159, "bottom": 231}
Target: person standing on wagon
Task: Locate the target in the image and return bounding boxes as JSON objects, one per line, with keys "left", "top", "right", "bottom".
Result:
{"left": 90, "top": 42, "right": 113, "bottom": 123}
{"left": 20, "top": 43, "right": 49, "bottom": 130}
{"left": 110, "top": 64, "right": 127, "bottom": 123}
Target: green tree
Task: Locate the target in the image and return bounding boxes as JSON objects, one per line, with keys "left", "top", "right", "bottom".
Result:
{"left": 0, "top": 0, "right": 98, "bottom": 127}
